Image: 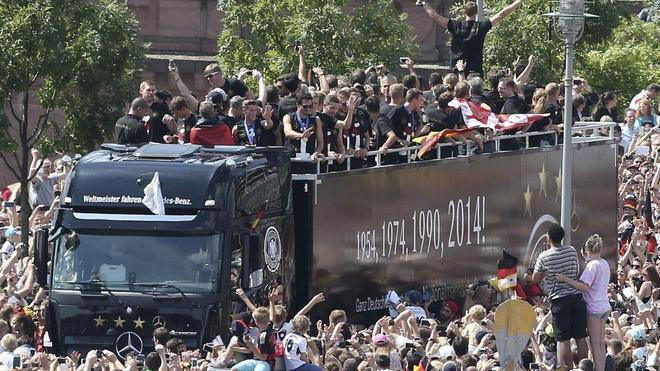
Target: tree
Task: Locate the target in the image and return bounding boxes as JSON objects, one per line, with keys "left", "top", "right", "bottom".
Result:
{"left": 450, "top": 0, "right": 627, "bottom": 85}
{"left": 216, "top": 0, "right": 418, "bottom": 82}
{"left": 0, "top": 0, "right": 145, "bottom": 244}
{"left": 576, "top": 18, "right": 660, "bottom": 107}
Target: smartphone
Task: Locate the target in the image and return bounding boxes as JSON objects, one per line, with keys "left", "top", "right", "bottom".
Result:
{"left": 636, "top": 146, "right": 650, "bottom": 156}
{"left": 530, "top": 363, "right": 540, "bottom": 370}
{"left": 96, "top": 350, "right": 104, "bottom": 360}
{"left": 36, "top": 204, "right": 48, "bottom": 212}
{"left": 191, "top": 358, "right": 198, "bottom": 368}
{"left": 246, "top": 71, "right": 253, "bottom": 76}
{"left": 399, "top": 57, "right": 407, "bottom": 64}
{"left": 2, "top": 201, "right": 14, "bottom": 208}
{"left": 420, "top": 319, "right": 430, "bottom": 327}
{"left": 294, "top": 40, "right": 301, "bottom": 52}
{"left": 168, "top": 59, "right": 176, "bottom": 71}
{"left": 57, "top": 357, "right": 67, "bottom": 364}
{"left": 30, "top": 349, "right": 36, "bottom": 357}
{"left": 13, "top": 356, "right": 22, "bottom": 369}
{"left": 573, "top": 79, "right": 582, "bottom": 85}
{"left": 136, "top": 354, "right": 145, "bottom": 365}
{"left": 203, "top": 343, "right": 214, "bottom": 352}
{"left": 54, "top": 191, "right": 61, "bottom": 197}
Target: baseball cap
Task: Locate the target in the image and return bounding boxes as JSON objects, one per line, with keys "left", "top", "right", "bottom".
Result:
{"left": 372, "top": 333, "right": 390, "bottom": 345}
{"left": 4, "top": 227, "right": 19, "bottom": 238}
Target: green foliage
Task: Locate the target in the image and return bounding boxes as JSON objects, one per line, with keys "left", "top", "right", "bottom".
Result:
{"left": 217, "top": 0, "right": 418, "bottom": 82}
{"left": 451, "top": 0, "right": 626, "bottom": 85}
{"left": 0, "top": 0, "right": 145, "bottom": 154}
{"left": 576, "top": 18, "right": 660, "bottom": 107}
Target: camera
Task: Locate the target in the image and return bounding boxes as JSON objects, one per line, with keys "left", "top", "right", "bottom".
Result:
{"left": 573, "top": 79, "right": 582, "bottom": 85}
{"left": 400, "top": 57, "right": 407, "bottom": 64}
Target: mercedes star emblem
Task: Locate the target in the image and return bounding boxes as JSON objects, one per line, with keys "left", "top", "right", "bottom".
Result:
{"left": 152, "top": 316, "right": 166, "bottom": 328}
{"left": 115, "top": 331, "right": 143, "bottom": 360}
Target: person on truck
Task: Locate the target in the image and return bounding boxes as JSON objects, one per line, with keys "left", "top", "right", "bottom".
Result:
{"left": 283, "top": 93, "right": 325, "bottom": 160}
{"left": 233, "top": 100, "right": 275, "bottom": 146}
{"left": 190, "top": 101, "right": 233, "bottom": 147}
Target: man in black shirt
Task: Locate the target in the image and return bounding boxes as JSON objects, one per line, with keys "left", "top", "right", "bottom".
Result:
{"left": 204, "top": 63, "right": 255, "bottom": 100}
{"left": 420, "top": 0, "right": 524, "bottom": 77}
{"left": 369, "top": 97, "right": 408, "bottom": 165}
{"left": 498, "top": 77, "right": 531, "bottom": 151}
{"left": 115, "top": 97, "right": 150, "bottom": 144}
{"left": 277, "top": 74, "right": 301, "bottom": 123}
{"left": 170, "top": 96, "right": 198, "bottom": 143}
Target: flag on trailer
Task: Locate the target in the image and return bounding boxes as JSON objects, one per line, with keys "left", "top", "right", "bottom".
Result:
{"left": 142, "top": 172, "right": 166, "bottom": 215}
{"left": 414, "top": 128, "right": 476, "bottom": 158}
{"left": 645, "top": 189, "right": 655, "bottom": 230}
{"left": 492, "top": 114, "right": 550, "bottom": 132}
{"left": 448, "top": 98, "right": 496, "bottom": 128}
{"left": 497, "top": 250, "right": 518, "bottom": 290}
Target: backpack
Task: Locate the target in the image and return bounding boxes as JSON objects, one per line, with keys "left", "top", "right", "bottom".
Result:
{"left": 259, "top": 323, "right": 284, "bottom": 358}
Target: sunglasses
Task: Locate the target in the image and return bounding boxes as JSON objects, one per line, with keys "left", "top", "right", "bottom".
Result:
{"left": 205, "top": 72, "right": 219, "bottom": 79}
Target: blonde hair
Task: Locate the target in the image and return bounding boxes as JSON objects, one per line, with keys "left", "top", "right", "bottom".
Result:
{"left": 532, "top": 88, "right": 548, "bottom": 114}
{"left": 252, "top": 307, "right": 270, "bottom": 326}
{"left": 468, "top": 304, "right": 487, "bottom": 321}
{"left": 291, "top": 315, "right": 311, "bottom": 334}
{"left": 0, "top": 334, "right": 17, "bottom": 352}
{"left": 638, "top": 99, "right": 653, "bottom": 117}
{"left": 583, "top": 234, "right": 603, "bottom": 254}
{"left": 329, "top": 309, "right": 347, "bottom": 326}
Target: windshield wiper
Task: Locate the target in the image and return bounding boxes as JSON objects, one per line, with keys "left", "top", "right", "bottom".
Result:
{"left": 117, "top": 282, "right": 188, "bottom": 300}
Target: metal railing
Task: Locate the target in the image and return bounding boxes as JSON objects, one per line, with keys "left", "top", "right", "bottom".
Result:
{"left": 291, "top": 122, "right": 618, "bottom": 175}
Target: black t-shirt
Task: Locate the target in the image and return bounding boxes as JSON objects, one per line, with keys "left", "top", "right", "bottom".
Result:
{"left": 287, "top": 112, "right": 319, "bottom": 154}
{"left": 501, "top": 95, "right": 531, "bottom": 115}
{"left": 147, "top": 101, "right": 174, "bottom": 143}
{"left": 182, "top": 113, "right": 198, "bottom": 143}
{"left": 115, "top": 114, "right": 148, "bottom": 144}
{"left": 389, "top": 105, "right": 421, "bottom": 140}
{"left": 374, "top": 114, "right": 397, "bottom": 149}
{"left": 484, "top": 90, "right": 504, "bottom": 114}
{"left": 278, "top": 95, "right": 298, "bottom": 123}
{"left": 220, "top": 78, "right": 249, "bottom": 99}
{"left": 235, "top": 117, "right": 272, "bottom": 146}
{"left": 318, "top": 112, "right": 340, "bottom": 155}
{"left": 425, "top": 108, "right": 451, "bottom": 131}
{"left": 344, "top": 107, "right": 371, "bottom": 149}
{"left": 447, "top": 19, "right": 492, "bottom": 76}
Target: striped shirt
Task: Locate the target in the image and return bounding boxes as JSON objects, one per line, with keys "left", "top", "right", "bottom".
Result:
{"left": 534, "top": 246, "right": 581, "bottom": 300}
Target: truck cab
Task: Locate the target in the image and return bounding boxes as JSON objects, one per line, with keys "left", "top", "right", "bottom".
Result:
{"left": 35, "top": 144, "right": 294, "bottom": 357}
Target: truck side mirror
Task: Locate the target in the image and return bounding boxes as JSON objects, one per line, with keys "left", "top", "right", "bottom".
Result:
{"left": 241, "top": 233, "right": 262, "bottom": 289}
{"left": 34, "top": 227, "right": 49, "bottom": 287}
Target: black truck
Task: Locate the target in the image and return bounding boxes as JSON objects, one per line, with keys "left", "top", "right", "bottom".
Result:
{"left": 33, "top": 139, "right": 618, "bottom": 357}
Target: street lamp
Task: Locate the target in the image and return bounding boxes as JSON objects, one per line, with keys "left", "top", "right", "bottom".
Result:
{"left": 543, "top": 0, "right": 597, "bottom": 245}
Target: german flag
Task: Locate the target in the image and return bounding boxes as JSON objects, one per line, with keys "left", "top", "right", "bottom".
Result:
{"left": 497, "top": 250, "right": 518, "bottom": 290}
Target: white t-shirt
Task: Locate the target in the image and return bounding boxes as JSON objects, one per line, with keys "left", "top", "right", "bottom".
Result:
{"left": 283, "top": 332, "right": 308, "bottom": 370}
{"left": 0, "top": 351, "right": 17, "bottom": 369}
{"left": 275, "top": 321, "right": 293, "bottom": 342}
{"left": 0, "top": 241, "right": 15, "bottom": 259}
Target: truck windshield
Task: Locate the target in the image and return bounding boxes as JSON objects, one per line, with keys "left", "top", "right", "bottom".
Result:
{"left": 52, "top": 232, "right": 221, "bottom": 293}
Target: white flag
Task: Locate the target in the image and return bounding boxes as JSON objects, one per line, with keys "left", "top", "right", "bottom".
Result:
{"left": 142, "top": 172, "right": 165, "bottom": 215}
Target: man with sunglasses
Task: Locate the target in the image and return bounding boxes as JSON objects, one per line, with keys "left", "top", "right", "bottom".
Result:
{"left": 203, "top": 63, "right": 255, "bottom": 100}
{"left": 283, "top": 93, "right": 324, "bottom": 161}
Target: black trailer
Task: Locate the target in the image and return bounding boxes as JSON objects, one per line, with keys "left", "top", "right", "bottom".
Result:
{"left": 34, "top": 138, "right": 618, "bottom": 356}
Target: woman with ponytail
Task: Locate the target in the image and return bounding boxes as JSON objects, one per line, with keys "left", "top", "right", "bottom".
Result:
{"left": 556, "top": 234, "right": 610, "bottom": 371}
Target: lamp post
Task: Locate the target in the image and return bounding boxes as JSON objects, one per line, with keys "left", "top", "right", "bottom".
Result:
{"left": 543, "top": 0, "right": 597, "bottom": 245}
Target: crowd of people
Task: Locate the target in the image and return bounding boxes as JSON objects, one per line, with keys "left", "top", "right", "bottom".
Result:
{"left": 1, "top": 0, "right": 660, "bottom": 369}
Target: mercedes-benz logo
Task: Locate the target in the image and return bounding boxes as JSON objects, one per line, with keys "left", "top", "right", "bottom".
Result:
{"left": 152, "top": 316, "right": 166, "bottom": 328}
{"left": 115, "top": 331, "right": 143, "bottom": 360}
